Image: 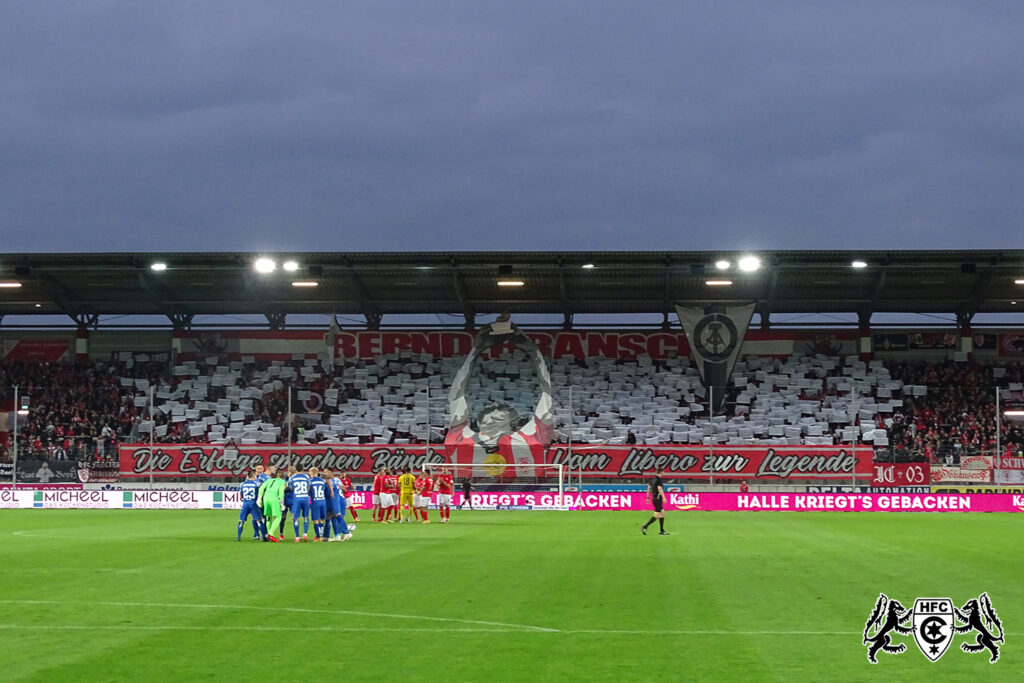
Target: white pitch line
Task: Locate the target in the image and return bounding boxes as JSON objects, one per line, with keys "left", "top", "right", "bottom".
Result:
{"left": 0, "top": 624, "right": 523, "bottom": 633}
{"left": 568, "top": 629, "right": 859, "bottom": 635}
{"left": 0, "top": 624, "right": 869, "bottom": 636}
{"left": 0, "top": 600, "right": 907, "bottom": 637}
{"left": 0, "top": 599, "right": 559, "bottom": 633}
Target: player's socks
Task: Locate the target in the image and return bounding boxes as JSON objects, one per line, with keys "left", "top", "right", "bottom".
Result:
{"left": 303, "top": 519, "right": 310, "bottom": 536}
{"left": 293, "top": 519, "right": 300, "bottom": 538}
{"left": 350, "top": 510, "right": 359, "bottom": 521}
{"left": 658, "top": 518, "right": 665, "bottom": 533}
{"left": 643, "top": 517, "right": 655, "bottom": 531}
{"left": 237, "top": 521, "right": 244, "bottom": 541}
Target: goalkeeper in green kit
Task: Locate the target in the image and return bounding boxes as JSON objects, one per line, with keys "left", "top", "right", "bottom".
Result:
{"left": 257, "top": 467, "right": 286, "bottom": 542}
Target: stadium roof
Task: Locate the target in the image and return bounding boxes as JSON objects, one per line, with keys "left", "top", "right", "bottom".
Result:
{"left": 1, "top": 250, "right": 1023, "bottom": 329}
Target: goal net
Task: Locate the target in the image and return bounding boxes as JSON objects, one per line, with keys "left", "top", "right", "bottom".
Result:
{"left": 421, "top": 462, "right": 564, "bottom": 497}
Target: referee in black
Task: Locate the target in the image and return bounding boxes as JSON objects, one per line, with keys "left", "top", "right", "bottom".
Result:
{"left": 458, "top": 477, "right": 474, "bottom": 509}
{"left": 641, "top": 466, "right": 669, "bottom": 535}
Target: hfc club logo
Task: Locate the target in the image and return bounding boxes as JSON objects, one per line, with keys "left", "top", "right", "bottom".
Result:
{"left": 863, "top": 593, "right": 1004, "bottom": 663}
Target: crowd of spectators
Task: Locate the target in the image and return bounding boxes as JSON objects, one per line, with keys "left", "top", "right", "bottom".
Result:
{"left": 2, "top": 354, "right": 1023, "bottom": 465}
{"left": 0, "top": 360, "right": 127, "bottom": 462}
{"left": 882, "top": 360, "right": 1024, "bottom": 463}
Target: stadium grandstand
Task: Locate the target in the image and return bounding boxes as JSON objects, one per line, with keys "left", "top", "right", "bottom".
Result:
{"left": 2, "top": 250, "right": 1024, "bottom": 486}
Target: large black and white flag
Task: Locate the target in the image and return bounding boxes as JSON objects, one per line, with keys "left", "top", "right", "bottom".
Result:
{"left": 676, "top": 302, "right": 756, "bottom": 413}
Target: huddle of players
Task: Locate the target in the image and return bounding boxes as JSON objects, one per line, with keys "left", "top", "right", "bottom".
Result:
{"left": 372, "top": 466, "right": 455, "bottom": 523}
{"left": 237, "top": 464, "right": 358, "bottom": 543}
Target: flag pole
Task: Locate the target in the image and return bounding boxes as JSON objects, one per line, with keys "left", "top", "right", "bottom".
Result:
{"left": 12, "top": 385, "right": 18, "bottom": 490}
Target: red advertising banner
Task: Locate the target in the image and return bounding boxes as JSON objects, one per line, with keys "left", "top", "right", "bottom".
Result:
{"left": 118, "top": 443, "right": 873, "bottom": 481}
{"left": 1, "top": 339, "right": 72, "bottom": 362}
{"left": 174, "top": 329, "right": 859, "bottom": 362}
{"left": 871, "top": 462, "right": 931, "bottom": 487}
{"left": 998, "top": 333, "right": 1024, "bottom": 357}
{"left": 930, "top": 466, "right": 992, "bottom": 483}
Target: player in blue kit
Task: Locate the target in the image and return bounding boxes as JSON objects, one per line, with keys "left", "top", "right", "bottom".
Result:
{"left": 237, "top": 471, "right": 265, "bottom": 541}
{"left": 328, "top": 469, "right": 354, "bottom": 542}
{"left": 289, "top": 466, "right": 312, "bottom": 542}
{"left": 281, "top": 466, "right": 295, "bottom": 540}
{"left": 251, "top": 464, "right": 272, "bottom": 540}
{"left": 252, "top": 465, "right": 272, "bottom": 540}
{"left": 308, "top": 467, "right": 328, "bottom": 541}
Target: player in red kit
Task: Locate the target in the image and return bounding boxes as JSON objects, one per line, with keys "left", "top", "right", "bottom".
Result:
{"left": 339, "top": 470, "right": 360, "bottom": 523}
{"left": 384, "top": 469, "right": 400, "bottom": 522}
{"left": 416, "top": 469, "right": 434, "bottom": 523}
{"left": 739, "top": 480, "right": 749, "bottom": 493}
{"left": 372, "top": 469, "right": 384, "bottom": 522}
{"left": 435, "top": 467, "right": 454, "bottom": 523}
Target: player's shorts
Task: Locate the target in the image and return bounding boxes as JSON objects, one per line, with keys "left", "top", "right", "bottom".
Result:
{"left": 263, "top": 500, "right": 281, "bottom": 518}
{"left": 311, "top": 500, "right": 327, "bottom": 520}
{"left": 437, "top": 493, "right": 451, "bottom": 506}
{"left": 412, "top": 495, "right": 421, "bottom": 507}
{"left": 652, "top": 496, "right": 664, "bottom": 513}
{"left": 372, "top": 494, "right": 380, "bottom": 506}
{"left": 400, "top": 493, "right": 414, "bottom": 508}
{"left": 239, "top": 501, "right": 262, "bottom": 521}
{"left": 384, "top": 493, "right": 398, "bottom": 508}
{"left": 292, "top": 498, "right": 311, "bottom": 517}
{"left": 345, "top": 496, "right": 355, "bottom": 508}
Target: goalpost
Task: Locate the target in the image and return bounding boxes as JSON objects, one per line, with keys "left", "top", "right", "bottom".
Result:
{"left": 420, "top": 462, "right": 565, "bottom": 498}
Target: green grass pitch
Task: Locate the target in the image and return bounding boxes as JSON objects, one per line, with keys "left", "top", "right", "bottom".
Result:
{"left": 2, "top": 509, "right": 1023, "bottom": 682}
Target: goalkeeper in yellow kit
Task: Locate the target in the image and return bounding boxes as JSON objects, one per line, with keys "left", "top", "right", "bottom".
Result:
{"left": 398, "top": 467, "right": 417, "bottom": 523}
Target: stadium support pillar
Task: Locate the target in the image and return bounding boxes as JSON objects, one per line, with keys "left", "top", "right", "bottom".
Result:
{"left": 957, "top": 312, "right": 973, "bottom": 360}
{"left": 75, "top": 326, "right": 89, "bottom": 364}
{"left": 170, "top": 331, "right": 183, "bottom": 368}
{"left": 858, "top": 312, "right": 872, "bottom": 362}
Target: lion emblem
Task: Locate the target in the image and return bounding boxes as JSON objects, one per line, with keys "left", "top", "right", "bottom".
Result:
{"left": 953, "top": 593, "right": 1004, "bottom": 663}
{"left": 863, "top": 593, "right": 912, "bottom": 663}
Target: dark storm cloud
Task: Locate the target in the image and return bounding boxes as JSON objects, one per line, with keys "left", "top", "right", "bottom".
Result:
{"left": 1, "top": 1, "right": 1023, "bottom": 253}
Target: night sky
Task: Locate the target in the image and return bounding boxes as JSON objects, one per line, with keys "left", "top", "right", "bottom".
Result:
{"left": 3, "top": 2, "right": 1023, "bottom": 253}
